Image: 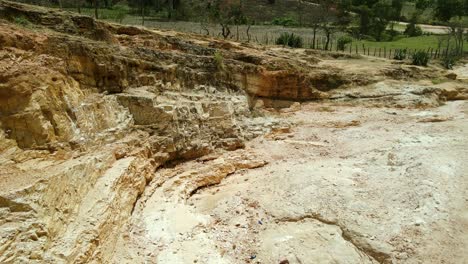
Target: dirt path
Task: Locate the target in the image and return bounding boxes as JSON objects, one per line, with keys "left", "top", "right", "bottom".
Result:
{"left": 395, "top": 22, "right": 463, "bottom": 34}
{"left": 116, "top": 100, "right": 468, "bottom": 264}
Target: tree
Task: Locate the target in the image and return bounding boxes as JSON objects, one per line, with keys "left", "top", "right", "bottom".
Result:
{"left": 415, "top": 0, "right": 435, "bottom": 9}
{"left": 139, "top": 0, "right": 152, "bottom": 25}
{"left": 336, "top": 0, "right": 353, "bottom": 30}
{"left": 308, "top": 3, "right": 329, "bottom": 48}
{"left": 317, "top": 0, "right": 337, "bottom": 50}
{"left": 370, "top": 0, "right": 392, "bottom": 41}
{"left": 388, "top": 0, "right": 403, "bottom": 40}
{"left": 94, "top": 0, "right": 98, "bottom": 19}
{"left": 404, "top": 15, "right": 423, "bottom": 36}
{"left": 310, "top": 16, "right": 322, "bottom": 49}
{"left": 230, "top": 5, "right": 247, "bottom": 41}
{"left": 358, "top": 5, "right": 372, "bottom": 35}
{"left": 435, "top": 0, "right": 464, "bottom": 22}
{"left": 208, "top": 0, "right": 246, "bottom": 39}
{"left": 75, "top": 0, "right": 84, "bottom": 13}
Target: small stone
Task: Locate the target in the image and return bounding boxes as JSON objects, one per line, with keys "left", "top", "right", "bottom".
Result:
{"left": 30, "top": 251, "right": 42, "bottom": 260}
{"left": 279, "top": 260, "right": 290, "bottom": 264}
{"left": 29, "top": 233, "right": 39, "bottom": 241}
{"left": 445, "top": 73, "right": 457, "bottom": 80}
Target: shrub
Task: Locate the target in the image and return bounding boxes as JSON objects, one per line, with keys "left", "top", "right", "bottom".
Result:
{"left": 337, "top": 36, "right": 353, "bottom": 51}
{"left": 275, "top": 32, "right": 303, "bottom": 48}
{"left": 404, "top": 23, "right": 423, "bottom": 37}
{"left": 271, "top": 17, "right": 298, "bottom": 27}
{"left": 13, "top": 16, "right": 29, "bottom": 26}
{"left": 213, "top": 51, "right": 225, "bottom": 71}
{"left": 393, "top": 49, "right": 407, "bottom": 60}
{"left": 442, "top": 49, "right": 460, "bottom": 69}
{"left": 111, "top": 4, "right": 129, "bottom": 23}
{"left": 412, "top": 50, "right": 430, "bottom": 66}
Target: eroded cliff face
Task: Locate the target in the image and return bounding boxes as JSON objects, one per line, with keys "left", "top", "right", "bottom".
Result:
{"left": 0, "top": 2, "right": 288, "bottom": 262}
{"left": 0, "top": 1, "right": 467, "bottom": 263}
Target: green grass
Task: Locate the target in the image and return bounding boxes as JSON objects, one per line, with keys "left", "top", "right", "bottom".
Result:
{"left": 352, "top": 35, "right": 468, "bottom": 52}
{"left": 59, "top": 7, "right": 468, "bottom": 55}
{"left": 63, "top": 7, "right": 129, "bottom": 21}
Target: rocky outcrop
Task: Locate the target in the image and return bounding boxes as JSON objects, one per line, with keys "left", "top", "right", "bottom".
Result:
{"left": 0, "top": 2, "right": 286, "bottom": 262}
{"left": 0, "top": 1, "right": 466, "bottom": 263}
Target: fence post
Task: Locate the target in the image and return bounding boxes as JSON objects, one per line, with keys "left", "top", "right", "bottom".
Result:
{"left": 379, "top": 48, "right": 381, "bottom": 57}
{"left": 373, "top": 47, "right": 376, "bottom": 57}
{"left": 384, "top": 47, "right": 386, "bottom": 58}
{"left": 356, "top": 44, "right": 358, "bottom": 54}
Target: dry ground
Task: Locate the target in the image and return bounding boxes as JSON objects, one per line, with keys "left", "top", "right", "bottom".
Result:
{"left": 116, "top": 100, "right": 468, "bottom": 264}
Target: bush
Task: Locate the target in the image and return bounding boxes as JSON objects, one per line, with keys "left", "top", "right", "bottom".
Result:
{"left": 337, "top": 36, "right": 353, "bottom": 51}
{"left": 111, "top": 4, "right": 129, "bottom": 23}
{"left": 412, "top": 50, "right": 430, "bottom": 66}
{"left": 393, "top": 49, "right": 407, "bottom": 60}
{"left": 271, "top": 17, "right": 298, "bottom": 27}
{"left": 275, "top": 32, "right": 303, "bottom": 48}
{"left": 442, "top": 49, "right": 460, "bottom": 69}
{"left": 213, "top": 51, "right": 225, "bottom": 71}
{"left": 13, "top": 16, "right": 29, "bottom": 26}
{"left": 442, "top": 56, "right": 456, "bottom": 69}
{"left": 404, "top": 23, "right": 423, "bottom": 37}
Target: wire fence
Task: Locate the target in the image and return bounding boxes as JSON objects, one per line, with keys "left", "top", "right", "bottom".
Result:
{"left": 303, "top": 40, "right": 465, "bottom": 60}
{"left": 113, "top": 18, "right": 468, "bottom": 60}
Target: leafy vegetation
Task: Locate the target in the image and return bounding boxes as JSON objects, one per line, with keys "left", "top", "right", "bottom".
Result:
{"left": 404, "top": 16, "right": 423, "bottom": 36}
{"left": 13, "top": 16, "right": 29, "bottom": 26}
{"left": 337, "top": 36, "right": 353, "bottom": 51}
{"left": 412, "top": 50, "right": 430, "bottom": 66}
{"left": 442, "top": 48, "right": 461, "bottom": 69}
{"left": 271, "top": 17, "right": 298, "bottom": 27}
{"left": 276, "top": 32, "right": 303, "bottom": 48}
{"left": 213, "top": 51, "right": 225, "bottom": 71}
{"left": 393, "top": 48, "right": 408, "bottom": 60}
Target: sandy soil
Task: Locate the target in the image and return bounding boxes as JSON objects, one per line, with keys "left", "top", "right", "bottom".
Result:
{"left": 118, "top": 100, "right": 468, "bottom": 264}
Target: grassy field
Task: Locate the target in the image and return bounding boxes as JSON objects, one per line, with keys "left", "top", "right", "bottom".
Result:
{"left": 352, "top": 35, "right": 468, "bottom": 52}
{"left": 62, "top": 7, "right": 467, "bottom": 57}
{"left": 64, "top": 7, "right": 130, "bottom": 22}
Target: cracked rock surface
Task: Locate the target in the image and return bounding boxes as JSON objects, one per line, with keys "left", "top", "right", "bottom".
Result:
{"left": 112, "top": 101, "right": 468, "bottom": 264}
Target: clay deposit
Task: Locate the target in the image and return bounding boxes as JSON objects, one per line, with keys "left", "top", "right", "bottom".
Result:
{"left": 0, "top": 1, "right": 467, "bottom": 263}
